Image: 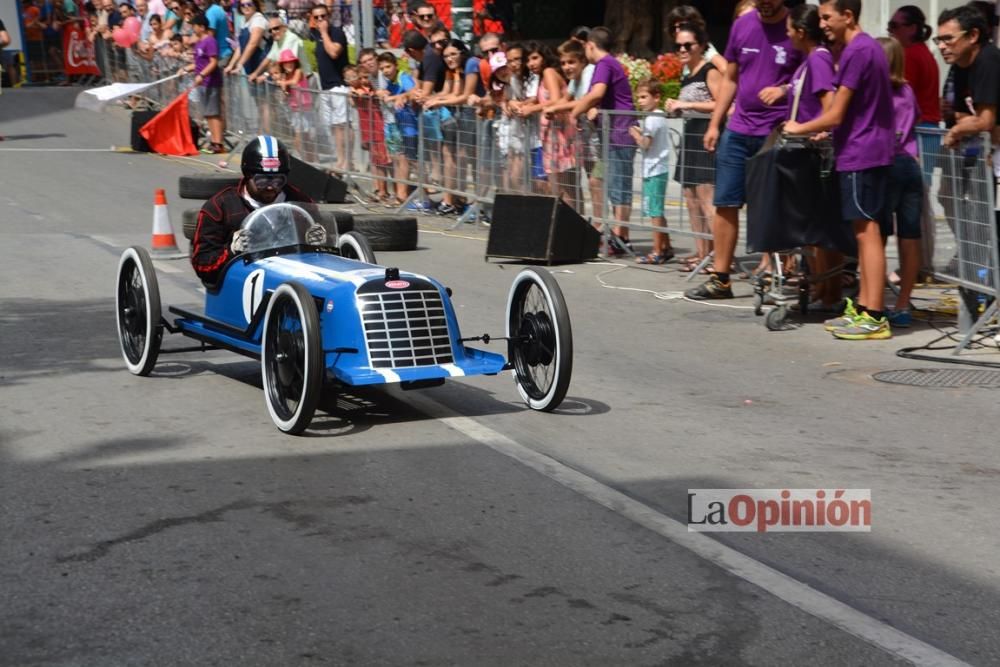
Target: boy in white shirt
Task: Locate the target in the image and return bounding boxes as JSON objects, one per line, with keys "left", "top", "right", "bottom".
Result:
{"left": 629, "top": 80, "right": 674, "bottom": 263}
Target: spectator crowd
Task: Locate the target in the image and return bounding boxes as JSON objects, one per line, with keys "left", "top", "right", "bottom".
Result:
{"left": 12, "top": 0, "right": 999, "bottom": 341}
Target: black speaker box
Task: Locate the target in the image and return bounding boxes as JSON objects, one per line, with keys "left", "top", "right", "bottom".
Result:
{"left": 288, "top": 155, "right": 348, "bottom": 203}
{"left": 486, "top": 194, "right": 600, "bottom": 264}
{"left": 130, "top": 110, "right": 158, "bottom": 152}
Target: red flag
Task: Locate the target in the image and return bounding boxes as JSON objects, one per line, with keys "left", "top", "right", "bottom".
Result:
{"left": 140, "top": 92, "right": 199, "bottom": 156}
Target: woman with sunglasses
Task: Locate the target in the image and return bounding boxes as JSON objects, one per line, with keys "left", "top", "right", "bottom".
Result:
{"left": 666, "top": 5, "right": 727, "bottom": 74}
{"left": 666, "top": 23, "right": 721, "bottom": 272}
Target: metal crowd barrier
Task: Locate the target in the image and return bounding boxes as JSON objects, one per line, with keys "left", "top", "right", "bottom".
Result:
{"left": 917, "top": 127, "right": 999, "bottom": 350}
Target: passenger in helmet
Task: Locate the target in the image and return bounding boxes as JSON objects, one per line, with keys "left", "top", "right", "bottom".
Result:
{"left": 191, "top": 135, "right": 325, "bottom": 286}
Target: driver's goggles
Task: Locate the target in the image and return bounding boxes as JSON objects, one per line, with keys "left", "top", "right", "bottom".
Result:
{"left": 251, "top": 174, "right": 288, "bottom": 189}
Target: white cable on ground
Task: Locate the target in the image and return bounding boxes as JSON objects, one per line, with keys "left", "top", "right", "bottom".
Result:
{"left": 588, "top": 261, "right": 757, "bottom": 309}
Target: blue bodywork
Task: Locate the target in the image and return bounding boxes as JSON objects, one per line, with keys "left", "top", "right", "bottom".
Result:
{"left": 170, "top": 248, "right": 508, "bottom": 386}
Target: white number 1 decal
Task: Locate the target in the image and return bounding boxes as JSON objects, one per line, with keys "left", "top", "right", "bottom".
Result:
{"left": 242, "top": 269, "right": 266, "bottom": 323}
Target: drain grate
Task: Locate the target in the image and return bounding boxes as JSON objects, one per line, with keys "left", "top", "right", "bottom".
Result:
{"left": 872, "top": 368, "right": 1000, "bottom": 388}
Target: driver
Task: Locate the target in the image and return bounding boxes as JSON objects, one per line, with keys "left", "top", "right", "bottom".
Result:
{"left": 191, "top": 135, "right": 327, "bottom": 286}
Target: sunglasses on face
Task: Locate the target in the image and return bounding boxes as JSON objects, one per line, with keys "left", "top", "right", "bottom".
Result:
{"left": 269, "top": 25, "right": 283, "bottom": 32}
{"left": 433, "top": 38, "right": 448, "bottom": 47}
{"left": 312, "top": 12, "right": 327, "bottom": 18}
{"left": 251, "top": 174, "right": 287, "bottom": 189}
{"left": 483, "top": 46, "right": 499, "bottom": 55}
{"left": 239, "top": 2, "right": 253, "bottom": 7}
{"left": 932, "top": 31, "right": 965, "bottom": 45}
{"left": 676, "top": 42, "right": 696, "bottom": 51}
{"left": 416, "top": 12, "right": 433, "bottom": 19}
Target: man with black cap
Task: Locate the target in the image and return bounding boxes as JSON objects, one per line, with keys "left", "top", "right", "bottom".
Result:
{"left": 191, "top": 135, "right": 325, "bottom": 286}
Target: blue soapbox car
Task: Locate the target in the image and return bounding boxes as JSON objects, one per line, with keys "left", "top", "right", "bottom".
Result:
{"left": 115, "top": 203, "right": 573, "bottom": 434}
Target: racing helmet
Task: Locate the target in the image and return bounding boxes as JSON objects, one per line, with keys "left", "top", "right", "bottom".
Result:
{"left": 241, "top": 135, "right": 291, "bottom": 177}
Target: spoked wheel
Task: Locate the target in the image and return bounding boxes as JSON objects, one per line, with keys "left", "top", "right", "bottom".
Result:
{"left": 337, "top": 231, "right": 377, "bottom": 264}
{"left": 115, "top": 246, "right": 162, "bottom": 376}
{"left": 505, "top": 268, "right": 573, "bottom": 411}
{"left": 261, "top": 282, "right": 323, "bottom": 435}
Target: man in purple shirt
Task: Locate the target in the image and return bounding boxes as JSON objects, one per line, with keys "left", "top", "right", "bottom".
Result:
{"left": 786, "top": 0, "right": 895, "bottom": 340}
{"left": 686, "top": 0, "right": 801, "bottom": 300}
{"left": 571, "top": 26, "right": 637, "bottom": 253}
{"left": 182, "top": 13, "right": 226, "bottom": 153}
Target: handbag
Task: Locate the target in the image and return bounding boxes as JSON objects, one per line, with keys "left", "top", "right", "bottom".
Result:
{"left": 745, "top": 68, "right": 854, "bottom": 254}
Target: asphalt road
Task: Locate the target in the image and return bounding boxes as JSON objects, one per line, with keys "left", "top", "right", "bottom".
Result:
{"left": 1, "top": 88, "right": 998, "bottom": 666}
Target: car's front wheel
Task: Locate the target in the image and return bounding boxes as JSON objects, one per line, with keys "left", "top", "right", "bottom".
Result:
{"left": 116, "top": 246, "right": 162, "bottom": 376}
{"left": 261, "top": 282, "right": 323, "bottom": 435}
{"left": 505, "top": 268, "right": 573, "bottom": 412}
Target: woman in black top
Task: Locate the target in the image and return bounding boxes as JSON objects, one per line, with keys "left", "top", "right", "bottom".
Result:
{"left": 666, "top": 23, "right": 721, "bottom": 271}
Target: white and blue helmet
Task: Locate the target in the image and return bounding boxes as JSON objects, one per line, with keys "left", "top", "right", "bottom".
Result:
{"left": 241, "top": 135, "right": 290, "bottom": 177}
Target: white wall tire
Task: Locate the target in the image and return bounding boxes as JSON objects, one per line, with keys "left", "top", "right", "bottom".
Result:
{"left": 261, "top": 282, "right": 323, "bottom": 434}
{"left": 115, "top": 246, "right": 162, "bottom": 376}
{"left": 504, "top": 268, "right": 573, "bottom": 411}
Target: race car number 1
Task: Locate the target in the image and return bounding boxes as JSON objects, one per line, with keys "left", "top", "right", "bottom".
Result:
{"left": 243, "top": 269, "right": 266, "bottom": 323}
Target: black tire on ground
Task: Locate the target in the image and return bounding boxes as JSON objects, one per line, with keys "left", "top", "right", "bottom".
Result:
{"left": 313, "top": 204, "right": 354, "bottom": 236}
{"left": 178, "top": 172, "right": 241, "bottom": 199}
{"left": 261, "top": 282, "right": 323, "bottom": 435}
{"left": 116, "top": 246, "right": 163, "bottom": 376}
{"left": 352, "top": 214, "right": 418, "bottom": 252}
{"left": 505, "top": 268, "right": 573, "bottom": 412}
{"left": 337, "top": 231, "right": 377, "bottom": 264}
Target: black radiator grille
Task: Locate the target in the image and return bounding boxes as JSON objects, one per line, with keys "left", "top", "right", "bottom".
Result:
{"left": 358, "top": 289, "right": 454, "bottom": 369}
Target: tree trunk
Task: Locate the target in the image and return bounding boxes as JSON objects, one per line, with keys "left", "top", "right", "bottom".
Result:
{"left": 604, "top": 0, "right": 680, "bottom": 57}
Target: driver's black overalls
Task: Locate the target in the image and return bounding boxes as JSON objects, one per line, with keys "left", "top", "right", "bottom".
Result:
{"left": 191, "top": 179, "right": 312, "bottom": 287}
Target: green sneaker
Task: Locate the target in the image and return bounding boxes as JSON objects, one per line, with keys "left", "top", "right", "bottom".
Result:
{"left": 831, "top": 311, "right": 892, "bottom": 340}
{"left": 823, "top": 297, "right": 858, "bottom": 331}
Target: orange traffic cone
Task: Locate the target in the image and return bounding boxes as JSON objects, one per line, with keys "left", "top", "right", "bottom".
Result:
{"left": 150, "top": 188, "right": 188, "bottom": 259}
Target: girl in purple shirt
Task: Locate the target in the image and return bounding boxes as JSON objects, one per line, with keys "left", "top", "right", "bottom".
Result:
{"left": 786, "top": 3, "right": 842, "bottom": 309}
{"left": 877, "top": 36, "right": 923, "bottom": 326}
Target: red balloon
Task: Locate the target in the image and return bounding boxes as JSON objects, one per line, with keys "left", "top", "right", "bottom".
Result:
{"left": 124, "top": 16, "right": 141, "bottom": 37}
{"left": 112, "top": 25, "right": 138, "bottom": 47}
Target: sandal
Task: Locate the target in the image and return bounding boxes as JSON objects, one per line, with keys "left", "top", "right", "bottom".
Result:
{"left": 636, "top": 251, "right": 674, "bottom": 265}
{"left": 679, "top": 256, "right": 708, "bottom": 271}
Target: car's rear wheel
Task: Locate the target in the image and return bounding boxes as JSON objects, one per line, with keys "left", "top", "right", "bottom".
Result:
{"left": 262, "top": 282, "right": 323, "bottom": 435}
{"left": 505, "top": 268, "right": 573, "bottom": 411}
{"left": 337, "top": 231, "right": 377, "bottom": 264}
{"left": 116, "top": 246, "right": 162, "bottom": 376}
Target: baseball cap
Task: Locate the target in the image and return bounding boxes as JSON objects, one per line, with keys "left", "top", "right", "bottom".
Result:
{"left": 489, "top": 51, "right": 507, "bottom": 73}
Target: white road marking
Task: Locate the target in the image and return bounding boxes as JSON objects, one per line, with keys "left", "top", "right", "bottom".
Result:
{"left": 407, "top": 393, "right": 971, "bottom": 667}
{"left": 90, "top": 235, "right": 118, "bottom": 247}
